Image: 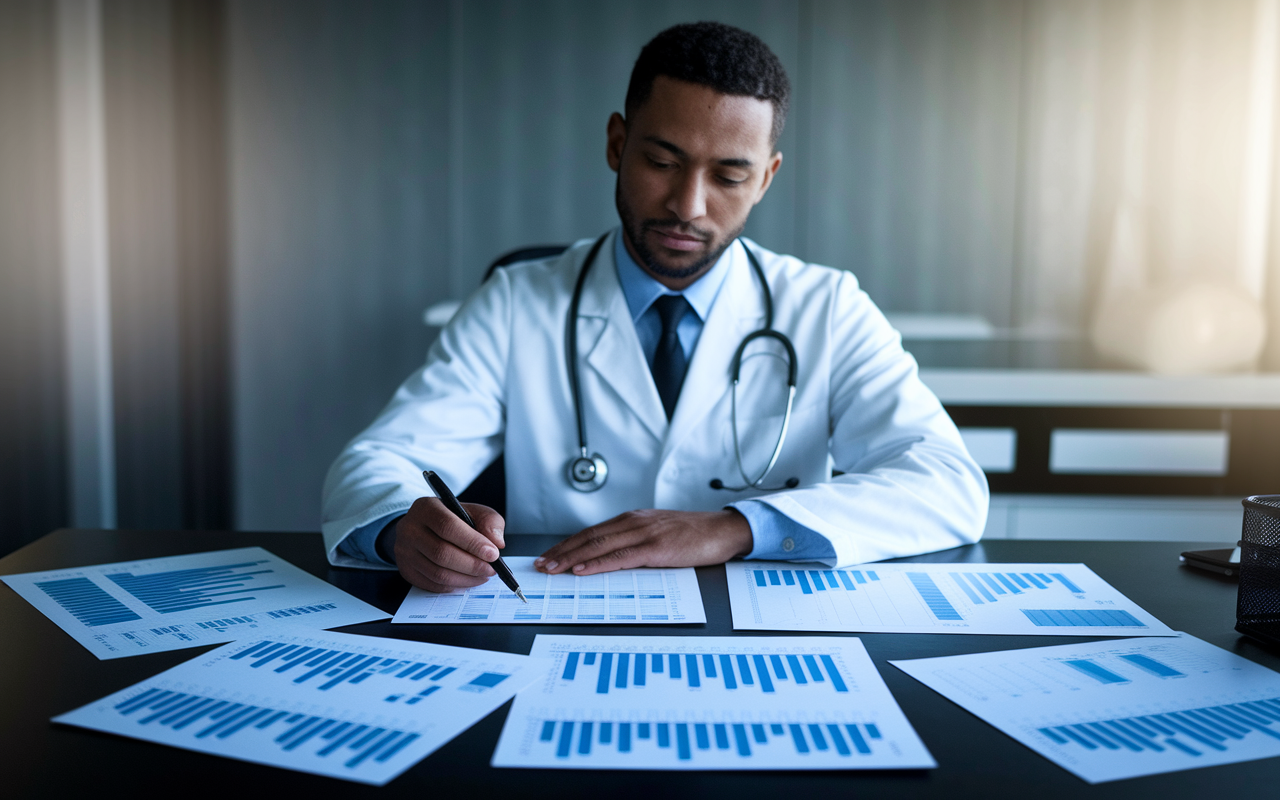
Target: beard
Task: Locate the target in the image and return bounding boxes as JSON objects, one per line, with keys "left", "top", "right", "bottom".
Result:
{"left": 615, "top": 177, "right": 744, "bottom": 280}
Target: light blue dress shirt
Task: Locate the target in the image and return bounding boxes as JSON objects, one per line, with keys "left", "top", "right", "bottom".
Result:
{"left": 339, "top": 232, "right": 834, "bottom": 566}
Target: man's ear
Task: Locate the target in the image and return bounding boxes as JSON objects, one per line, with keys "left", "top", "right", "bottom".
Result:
{"left": 606, "top": 112, "right": 627, "bottom": 173}
{"left": 753, "top": 150, "right": 783, "bottom": 206}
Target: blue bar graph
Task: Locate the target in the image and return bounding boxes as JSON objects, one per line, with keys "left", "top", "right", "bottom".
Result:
{"left": 35, "top": 577, "right": 141, "bottom": 626}
{"left": 536, "top": 717, "right": 886, "bottom": 761}
{"left": 556, "top": 650, "right": 851, "bottom": 694}
{"left": 223, "top": 639, "right": 481, "bottom": 700}
{"left": 1038, "top": 696, "right": 1280, "bottom": 758}
{"left": 105, "top": 561, "right": 284, "bottom": 614}
{"left": 112, "top": 687, "right": 421, "bottom": 770}
{"left": 1119, "top": 654, "right": 1184, "bottom": 678}
{"left": 1022, "top": 609, "right": 1143, "bottom": 627}
{"left": 1063, "top": 659, "right": 1130, "bottom": 685}
{"left": 907, "top": 573, "right": 964, "bottom": 621}
{"left": 942, "top": 571, "right": 1073, "bottom": 606}
{"left": 1052, "top": 573, "right": 1085, "bottom": 593}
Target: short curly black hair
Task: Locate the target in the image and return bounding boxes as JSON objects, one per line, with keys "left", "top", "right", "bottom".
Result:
{"left": 625, "top": 21, "right": 790, "bottom": 147}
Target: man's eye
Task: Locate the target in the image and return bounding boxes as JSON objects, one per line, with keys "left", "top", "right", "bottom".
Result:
{"left": 718, "top": 175, "right": 746, "bottom": 186}
{"left": 647, "top": 157, "right": 675, "bottom": 169}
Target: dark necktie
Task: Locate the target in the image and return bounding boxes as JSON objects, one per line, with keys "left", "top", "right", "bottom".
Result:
{"left": 651, "top": 294, "right": 691, "bottom": 420}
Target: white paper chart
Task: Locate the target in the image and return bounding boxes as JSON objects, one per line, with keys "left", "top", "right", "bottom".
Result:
{"left": 491, "top": 635, "right": 934, "bottom": 771}
{"left": 392, "top": 558, "right": 705, "bottom": 624}
{"left": 1, "top": 548, "right": 388, "bottom": 659}
{"left": 726, "top": 561, "right": 1174, "bottom": 636}
{"left": 55, "top": 630, "right": 550, "bottom": 785}
{"left": 892, "top": 634, "right": 1280, "bottom": 783}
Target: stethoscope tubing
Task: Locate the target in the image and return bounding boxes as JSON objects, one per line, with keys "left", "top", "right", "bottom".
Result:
{"left": 564, "top": 232, "right": 798, "bottom": 493}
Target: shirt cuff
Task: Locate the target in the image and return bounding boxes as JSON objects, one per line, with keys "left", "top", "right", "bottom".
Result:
{"left": 732, "top": 499, "right": 837, "bottom": 565}
{"left": 336, "top": 512, "right": 401, "bottom": 567}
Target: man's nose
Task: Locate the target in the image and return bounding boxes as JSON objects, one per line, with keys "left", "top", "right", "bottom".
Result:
{"left": 667, "top": 171, "right": 707, "bottom": 222}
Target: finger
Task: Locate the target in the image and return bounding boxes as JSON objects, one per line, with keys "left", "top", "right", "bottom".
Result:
{"left": 538, "top": 524, "right": 649, "bottom": 574}
{"left": 410, "top": 529, "right": 497, "bottom": 579}
{"left": 568, "top": 543, "right": 654, "bottom": 576}
{"left": 463, "top": 503, "right": 506, "bottom": 549}
{"left": 422, "top": 500, "right": 502, "bottom": 563}
{"left": 398, "top": 550, "right": 491, "bottom": 593}
{"left": 535, "top": 513, "right": 647, "bottom": 570}
{"left": 396, "top": 510, "right": 496, "bottom": 579}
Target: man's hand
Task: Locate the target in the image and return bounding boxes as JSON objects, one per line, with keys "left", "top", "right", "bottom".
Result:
{"left": 534, "top": 509, "right": 752, "bottom": 576}
{"left": 388, "top": 497, "right": 506, "bottom": 592}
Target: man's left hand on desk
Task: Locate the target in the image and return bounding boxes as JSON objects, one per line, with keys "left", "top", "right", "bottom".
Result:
{"left": 533, "top": 508, "right": 753, "bottom": 576}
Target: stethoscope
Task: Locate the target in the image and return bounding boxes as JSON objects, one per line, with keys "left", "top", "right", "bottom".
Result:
{"left": 565, "top": 233, "right": 800, "bottom": 493}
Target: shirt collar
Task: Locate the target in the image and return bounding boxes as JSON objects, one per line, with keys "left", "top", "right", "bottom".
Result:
{"left": 613, "top": 228, "right": 735, "bottom": 323}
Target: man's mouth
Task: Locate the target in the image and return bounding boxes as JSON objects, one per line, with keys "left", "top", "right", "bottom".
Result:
{"left": 648, "top": 227, "right": 707, "bottom": 252}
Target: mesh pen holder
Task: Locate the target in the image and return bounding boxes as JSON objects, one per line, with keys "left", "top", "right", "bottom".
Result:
{"left": 1236, "top": 495, "right": 1280, "bottom": 647}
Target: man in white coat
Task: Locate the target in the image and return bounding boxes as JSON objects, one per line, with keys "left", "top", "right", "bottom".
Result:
{"left": 322, "top": 22, "right": 988, "bottom": 592}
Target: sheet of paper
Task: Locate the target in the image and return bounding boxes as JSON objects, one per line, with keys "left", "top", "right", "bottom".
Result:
{"left": 892, "top": 634, "right": 1280, "bottom": 783}
{"left": 491, "top": 634, "right": 934, "bottom": 771}
{"left": 392, "top": 557, "right": 705, "bottom": 624}
{"left": 54, "top": 629, "right": 550, "bottom": 785}
{"left": 726, "top": 561, "right": 1174, "bottom": 636}
{"left": 1, "top": 547, "right": 388, "bottom": 659}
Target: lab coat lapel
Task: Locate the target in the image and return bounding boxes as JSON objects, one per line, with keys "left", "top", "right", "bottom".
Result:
{"left": 577, "top": 233, "right": 668, "bottom": 442}
{"left": 662, "top": 246, "right": 765, "bottom": 463}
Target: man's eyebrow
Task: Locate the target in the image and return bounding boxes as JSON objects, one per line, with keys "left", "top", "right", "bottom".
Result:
{"left": 643, "top": 136, "right": 753, "bottom": 168}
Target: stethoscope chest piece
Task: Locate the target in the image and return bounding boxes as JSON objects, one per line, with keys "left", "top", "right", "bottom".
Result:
{"left": 567, "top": 449, "right": 609, "bottom": 492}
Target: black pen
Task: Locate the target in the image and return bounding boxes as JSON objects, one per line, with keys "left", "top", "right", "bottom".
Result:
{"left": 423, "top": 470, "right": 527, "bottom": 604}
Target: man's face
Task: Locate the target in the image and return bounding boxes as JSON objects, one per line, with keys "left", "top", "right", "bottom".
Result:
{"left": 607, "top": 76, "right": 783, "bottom": 289}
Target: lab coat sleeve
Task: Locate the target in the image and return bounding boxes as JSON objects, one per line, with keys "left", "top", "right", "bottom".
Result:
{"left": 320, "top": 269, "right": 514, "bottom": 568}
{"left": 743, "top": 271, "right": 989, "bottom": 567}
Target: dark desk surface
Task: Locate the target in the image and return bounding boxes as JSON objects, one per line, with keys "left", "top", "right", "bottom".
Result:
{"left": 2, "top": 530, "right": 1276, "bottom": 798}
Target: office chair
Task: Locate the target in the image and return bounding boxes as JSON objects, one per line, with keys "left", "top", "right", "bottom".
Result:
{"left": 457, "top": 244, "right": 569, "bottom": 517}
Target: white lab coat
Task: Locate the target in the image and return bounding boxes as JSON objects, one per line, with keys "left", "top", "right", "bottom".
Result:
{"left": 321, "top": 231, "right": 988, "bottom": 569}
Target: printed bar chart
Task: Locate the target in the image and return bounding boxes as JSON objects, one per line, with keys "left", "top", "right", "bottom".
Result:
{"left": 54, "top": 630, "right": 551, "bottom": 785}
{"left": 105, "top": 561, "right": 285, "bottom": 614}
{"left": 33, "top": 577, "right": 141, "bottom": 627}
{"left": 893, "top": 634, "right": 1280, "bottom": 783}
{"left": 727, "top": 561, "right": 1173, "bottom": 636}
{"left": 393, "top": 558, "right": 704, "bottom": 625}
{"left": 554, "top": 648, "right": 850, "bottom": 695}
{"left": 2, "top": 548, "right": 388, "bottom": 659}
{"left": 492, "top": 635, "right": 934, "bottom": 771}
{"left": 530, "top": 718, "right": 887, "bottom": 762}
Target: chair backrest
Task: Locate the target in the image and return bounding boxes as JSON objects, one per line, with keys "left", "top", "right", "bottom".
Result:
{"left": 483, "top": 245, "right": 569, "bottom": 283}
{"left": 459, "top": 244, "right": 569, "bottom": 515}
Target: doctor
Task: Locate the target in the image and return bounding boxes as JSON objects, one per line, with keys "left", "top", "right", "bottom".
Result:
{"left": 322, "top": 22, "right": 988, "bottom": 592}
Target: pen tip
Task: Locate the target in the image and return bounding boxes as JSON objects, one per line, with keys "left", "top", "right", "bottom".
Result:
{"left": 516, "top": 589, "right": 528, "bottom": 604}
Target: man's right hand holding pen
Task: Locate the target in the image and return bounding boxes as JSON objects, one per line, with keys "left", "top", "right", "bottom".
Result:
{"left": 377, "top": 496, "right": 507, "bottom": 594}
